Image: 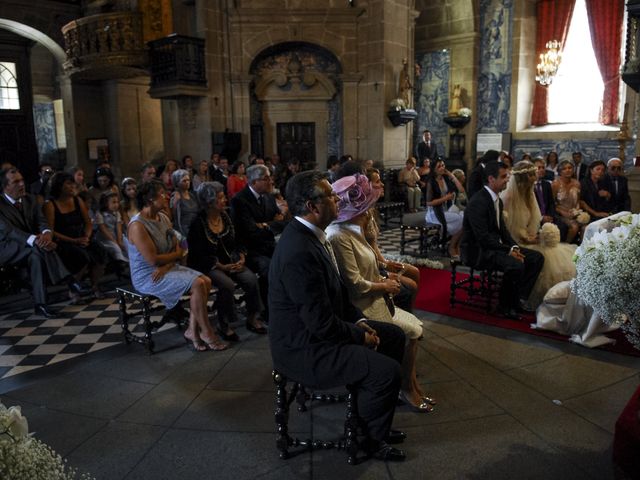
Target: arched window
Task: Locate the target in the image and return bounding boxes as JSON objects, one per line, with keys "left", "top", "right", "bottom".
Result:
{"left": 547, "top": 0, "right": 604, "bottom": 123}
{"left": 0, "top": 62, "right": 20, "bottom": 110}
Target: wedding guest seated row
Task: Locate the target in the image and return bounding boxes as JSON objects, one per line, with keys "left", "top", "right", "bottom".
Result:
{"left": 187, "top": 182, "right": 267, "bottom": 340}
{"left": 501, "top": 161, "right": 577, "bottom": 308}
{"left": 127, "top": 179, "right": 228, "bottom": 352}
{"left": 0, "top": 166, "right": 90, "bottom": 318}
{"left": 461, "top": 161, "right": 545, "bottom": 319}
{"left": 328, "top": 173, "right": 435, "bottom": 413}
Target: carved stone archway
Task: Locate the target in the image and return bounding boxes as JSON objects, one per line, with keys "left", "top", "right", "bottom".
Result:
{"left": 249, "top": 42, "right": 342, "bottom": 166}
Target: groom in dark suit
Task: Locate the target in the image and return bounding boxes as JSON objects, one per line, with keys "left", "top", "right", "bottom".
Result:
{"left": 461, "top": 161, "right": 544, "bottom": 319}
{"left": 269, "top": 170, "right": 407, "bottom": 461}
{"left": 0, "top": 166, "right": 86, "bottom": 317}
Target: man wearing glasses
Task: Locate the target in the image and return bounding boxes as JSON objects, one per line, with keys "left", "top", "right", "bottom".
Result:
{"left": 607, "top": 157, "right": 631, "bottom": 213}
{"left": 230, "top": 165, "right": 289, "bottom": 325}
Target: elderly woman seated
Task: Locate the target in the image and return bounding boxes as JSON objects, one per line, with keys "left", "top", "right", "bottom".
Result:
{"left": 127, "top": 179, "right": 228, "bottom": 351}
{"left": 187, "top": 182, "right": 266, "bottom": 340}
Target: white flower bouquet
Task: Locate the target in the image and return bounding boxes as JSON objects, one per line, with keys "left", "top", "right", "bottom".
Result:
{"left": 0, "top": 401, "right": 92, "bottom": 480}
{"left": 570, "top": 208, "right": 591, "bottom": 225}
{"left": 458, "top": 107, "right": 472, "bottom": 117}
{"left": 572, "top": 213, "right": 640, "bottom": 349}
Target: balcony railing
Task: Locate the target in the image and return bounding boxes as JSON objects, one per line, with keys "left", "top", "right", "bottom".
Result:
{"left": 147, "top": 34, "right": 207, "bottom": 98}
{"left": 62, "top": 11, "right": 147, "bottom": 79}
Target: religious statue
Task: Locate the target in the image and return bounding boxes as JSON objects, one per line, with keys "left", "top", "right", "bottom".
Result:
{"left": 449, "top": 84, "right": 463, "bottom": 115}
{"left": 398, "top": 58, "right": 412, "bottom": 108}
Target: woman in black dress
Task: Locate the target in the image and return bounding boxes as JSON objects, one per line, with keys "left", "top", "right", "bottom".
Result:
{"left": 43, "top": 172, "right": 105, "bottom": 301}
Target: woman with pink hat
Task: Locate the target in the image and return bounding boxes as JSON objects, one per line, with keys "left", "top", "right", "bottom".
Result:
{"left": 326, "top": 174, "right": 435, "bottom": 412}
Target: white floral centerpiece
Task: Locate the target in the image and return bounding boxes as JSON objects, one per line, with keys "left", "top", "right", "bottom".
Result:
{"left": 0, "top": 400, "right": 92, "bottom": 479}
{"left": 458, "top": 107, "right": 472, "bottom": 117}
{"left": 389, "top": 98, "right": 407, "bottom": 111}
{"left": 572, "top": 213, "right": 640, "bottom": 349}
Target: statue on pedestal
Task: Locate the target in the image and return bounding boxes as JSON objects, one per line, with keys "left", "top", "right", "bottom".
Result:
{"left": 449, "top": 84, "right": 463, "bottom": 115}
{"left": 398, "top": 58, "right": 412, "bottom": 109}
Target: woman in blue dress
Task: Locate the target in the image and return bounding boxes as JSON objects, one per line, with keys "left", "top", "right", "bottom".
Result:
{"left": 127, "top": 179, "right": 228, "bottom": 351}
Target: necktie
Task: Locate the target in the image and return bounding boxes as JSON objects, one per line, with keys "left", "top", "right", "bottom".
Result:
{"left": 322, "top": 239, "right": 339, "bottom": 272}
{"left": 535, "top": 182, "right": 546, "bottom": 214}
{"left": 14, "top": 200, "right": 24, "bottom": 217}
{"left": 614, "top": 178, "right": 619, "bottom": 195}
{"left": 494, "top": 198, "right": 500, "bottom": 228}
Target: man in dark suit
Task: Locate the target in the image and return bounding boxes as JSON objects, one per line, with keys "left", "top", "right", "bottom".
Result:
{"left": 467, "top": 149, "right": 500, "bottom": 200}
{"left": 572, "top": 151, "right": 588, "bottom": 181}
{"left": 533, "top": 157, "right": 568, "bottom": 240}
{"left": 230, "top": 164, "right": 288, "bottom": 323}
{"left": 460, "top": 162, "right": 544, "bottom": 319}
{"left": 607, "top": 157, "right": 631, "bottom": 213}
{"left": 415, "top": 129, "right": 438, "bottom": 165}
{"left": 269, "top": 170, "right": 407, "bottom": 461}
{"left": 0, "top": 166, "right": 87, "bottom": 317}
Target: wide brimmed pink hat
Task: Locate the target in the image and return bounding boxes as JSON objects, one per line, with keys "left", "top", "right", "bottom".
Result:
{"left": 331, "top": 174, "right": 381, "bottom": 223}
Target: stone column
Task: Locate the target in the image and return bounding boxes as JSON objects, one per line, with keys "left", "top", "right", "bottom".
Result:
{"left": 57, "top": 74, "right": 78, "bottom": 167}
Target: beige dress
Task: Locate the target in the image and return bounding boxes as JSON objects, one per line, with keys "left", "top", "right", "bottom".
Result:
{"left": 326, "top": 222, "right": 423, "bottom": 339}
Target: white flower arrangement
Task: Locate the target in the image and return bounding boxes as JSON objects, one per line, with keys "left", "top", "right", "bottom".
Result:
{"left": 539, "top": 222, "right": 560, "bottom": 248}
{"left": 458, "top": 107, "right": 472, "bottom": 117}
{"left": 0, "top": 401, "right": 92, "bottom": 480}
{"left": 572, "top": 213, "right": 640, "bottom": 349}
{"left": 389, "top": 98, "right": 407, "bottom": 111}
{"left": 570, "top": 208, "right": 591, "bottom": 225}
{"left": 384, "top": 253, "right": 444, "bottom": 270}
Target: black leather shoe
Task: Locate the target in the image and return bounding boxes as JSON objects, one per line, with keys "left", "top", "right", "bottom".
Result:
{"left": 370, "top": 442, "right": 406, "bottom": 462}
{"left": 68, "top": 281, "right": 91, "bottom": 296}
{"left": 496, "top": 304, "right": 521, "bottom": 321}
{"left": 384, "top": 429, "right": 407, "bottom": 445}
{"left": 34, "top": 304, "right": 59, "bottom": 318}
{"left": 246, "top": 322, "right": 267, "bottom": 334}
{"left": 218, "top": 328, "right": 240, "bottom": 342}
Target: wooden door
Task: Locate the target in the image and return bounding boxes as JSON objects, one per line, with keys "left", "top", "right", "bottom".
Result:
{"left": 276, "top": 122, "right": 315, "bottom": 170}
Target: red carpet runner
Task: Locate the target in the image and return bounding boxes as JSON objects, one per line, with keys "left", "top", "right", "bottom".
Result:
{"left": 415, "top": 267, "right": 639, "bottom": 357}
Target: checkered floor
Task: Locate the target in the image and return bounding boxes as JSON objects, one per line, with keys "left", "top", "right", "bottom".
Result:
{"left": 0, "top": 227, "right": 420, "bottom": 380}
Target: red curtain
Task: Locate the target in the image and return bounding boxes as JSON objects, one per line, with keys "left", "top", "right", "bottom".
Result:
{"left": 585, "top": 0, "right": 624, "bottom": 125}
{"left": 531, "top": 0, "right": 576, "bottom": 126}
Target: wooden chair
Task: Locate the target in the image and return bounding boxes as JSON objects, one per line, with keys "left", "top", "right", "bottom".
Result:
{"left": 272, "top": 370, "right": 361, "bottom": 465}
{"left": 399, "top": 212, "right": 442, "bottom": 257}
{"left": 449, "top": 260, "right": 502, "bottom": 313}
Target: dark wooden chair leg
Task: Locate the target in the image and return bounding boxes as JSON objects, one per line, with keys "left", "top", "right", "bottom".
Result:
{"left": 273, "top": 370, "right": 293, "bottom": 460}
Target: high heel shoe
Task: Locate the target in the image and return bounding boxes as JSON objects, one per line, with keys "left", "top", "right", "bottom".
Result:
{"left": 399, "top": 391, "right": 434, "bottom": 413}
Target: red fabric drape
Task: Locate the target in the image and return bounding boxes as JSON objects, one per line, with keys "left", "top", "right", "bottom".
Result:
{"left": 585, "top": 0, "right": 624, "bottom": 125}
{"left": 531, "top": 0, "right": 576, "bottom": 126}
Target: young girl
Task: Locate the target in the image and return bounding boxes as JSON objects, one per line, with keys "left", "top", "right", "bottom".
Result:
{"left": 95, "top": 191, "right": 128, "bottom": 266}
{"left": 120, "top": 177, "right": 139, "bottom": 227}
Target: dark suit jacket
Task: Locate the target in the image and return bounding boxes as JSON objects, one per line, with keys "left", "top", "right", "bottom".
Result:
{"left": 230, "top": 185, "right": 287, "bottom": 258}
{"left": 581, "top": 176, "right": 614, "bottom": 214}
{"left": 608, "top": 175, "right": 631, "bottom": 213}
{"left": 0, "top": 193, "right": 50, "bottom": 264}
{"left": 460, "top": 187, "right": 517, "bottom": 268}
{"left": 268, "top": 219, "right": 368, "bottom": 387}
{"left": 415, "top": 141, "right": 439, "bottom": 163}
{"left": 574, "top": 163, "right": 588, "bottom": 181}
{"left": 466, "top": 163, "right": 486, "bottom": 200}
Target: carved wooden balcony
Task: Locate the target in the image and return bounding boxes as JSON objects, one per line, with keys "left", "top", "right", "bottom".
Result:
{"left": 147, "top": 34, "right": 208, "bottom": 99}
{"left": 62, "top": 11, "right": 148, "bottom": 80}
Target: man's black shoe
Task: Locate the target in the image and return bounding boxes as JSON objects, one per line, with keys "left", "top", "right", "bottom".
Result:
{"left": 68, "top": 281, "right": 91, "bottom": 296}
{"left": 34, "top": 304, "right": 59, "bottom": 318}
{"left": 496, "top": 304, "right": 521, "bottom": 320}
{"left": 384, "top": 429, "right": 407, "bottom": 445}
{"left": 370, "top": 441, "right": 406, "bottom": 462}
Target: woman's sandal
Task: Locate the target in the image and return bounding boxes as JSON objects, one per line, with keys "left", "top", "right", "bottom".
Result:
{"left": 201, "top": 336, "right": 230, "bottom": 351}
{"left": 184, "top": 333, "right": 207, "bottom": 352}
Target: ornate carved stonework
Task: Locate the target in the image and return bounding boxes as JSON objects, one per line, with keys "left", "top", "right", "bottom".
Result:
{"left": 139, "top": 0, "right": 173, "bottom": 43}
{"left": 62, "top": 11, "right": 147, "bottom": 80}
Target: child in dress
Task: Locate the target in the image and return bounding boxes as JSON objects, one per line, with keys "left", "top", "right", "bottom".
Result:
{"left": 95, "top": 191, "right": 129, "bottom": 268}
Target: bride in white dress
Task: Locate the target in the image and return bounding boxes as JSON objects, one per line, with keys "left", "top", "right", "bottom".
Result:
{"left": 501, "top": 160, "right": 577, "bottom": 308}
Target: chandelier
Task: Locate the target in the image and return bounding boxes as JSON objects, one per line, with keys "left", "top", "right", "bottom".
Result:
{"left": 536, "top": 40, "right": 562, "bottom": 86}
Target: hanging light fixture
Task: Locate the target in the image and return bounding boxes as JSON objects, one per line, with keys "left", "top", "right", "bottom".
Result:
{"left": 536, "top": 40, "right": 562, "bottom": 86}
